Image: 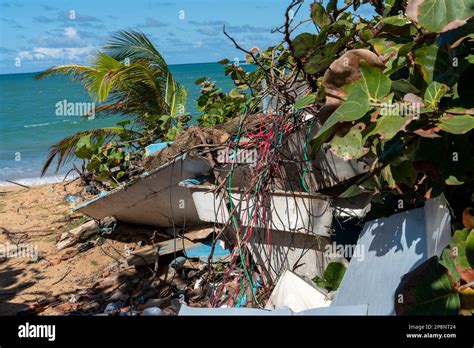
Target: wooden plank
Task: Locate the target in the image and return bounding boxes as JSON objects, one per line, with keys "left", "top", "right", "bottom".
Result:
{"left": 127, "top": 237, "right": 196, "bottom": 266}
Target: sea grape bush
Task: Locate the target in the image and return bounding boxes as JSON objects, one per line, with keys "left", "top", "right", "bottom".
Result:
{"left": 202, "top": 0, "right": 474, "bottom": 314}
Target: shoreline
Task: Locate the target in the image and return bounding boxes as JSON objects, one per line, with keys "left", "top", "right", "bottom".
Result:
{"left": 0, "top": 172, "right": 78, "bottom": 187}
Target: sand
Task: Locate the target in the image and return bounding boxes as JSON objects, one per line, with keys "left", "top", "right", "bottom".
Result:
{"left": 0, "top": 181, "right": 133, "bottom": 315}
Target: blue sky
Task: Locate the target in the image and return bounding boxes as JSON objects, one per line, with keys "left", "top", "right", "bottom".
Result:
{"left": 0, "top": 0, "right": 373, "bottom": 74}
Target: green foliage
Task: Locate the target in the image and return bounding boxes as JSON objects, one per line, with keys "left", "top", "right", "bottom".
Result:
{"left": 195, "top": 79, "right": 248, "bottom": 126}
{"left": 37, "top": 30, "right": 190, "bottom": 183}
{"left": 297, "top": 0, "right": 474, "bottom": 200}
{"left": 313, "top": 262, "right": 347, "bottom": 291}
{"left": 397, "top": 228, "right": 474, "bottom": 315}
{"left": 396, "top": 257, "right": 461, "bottom": 315}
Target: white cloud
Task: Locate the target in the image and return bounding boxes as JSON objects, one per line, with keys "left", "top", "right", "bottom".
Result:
{"left": 18, "top": 46, "right": 95, "bottom": 61}
{"left": 64, "top": 27, "right": 78, "bottom": 39}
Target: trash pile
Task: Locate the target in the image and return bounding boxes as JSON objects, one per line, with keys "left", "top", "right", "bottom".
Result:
{"left": 36, "top": 104, "right": 457, "bottom": 316}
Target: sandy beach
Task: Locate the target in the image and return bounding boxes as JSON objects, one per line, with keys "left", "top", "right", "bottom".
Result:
{"left": 0, "top": 181, "right": 133, "bottom": 315}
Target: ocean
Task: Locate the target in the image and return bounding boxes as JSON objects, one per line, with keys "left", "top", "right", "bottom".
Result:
{"left": 0, "top": 62, "right": 238, "bottom": 185}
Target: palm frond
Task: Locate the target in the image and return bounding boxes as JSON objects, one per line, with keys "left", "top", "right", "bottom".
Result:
{"left": 41, "top": 127, "right": 142, "bottom": 176}
{"left": 35, "top": 64, "right": 97, "bottom": 82}
{"left": 103, "top": 30, "right": 167, "bottom": 68}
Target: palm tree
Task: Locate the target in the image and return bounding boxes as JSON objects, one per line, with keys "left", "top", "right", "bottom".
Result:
{"left": 36, "top": 30, "right": 187, "bottom": 176}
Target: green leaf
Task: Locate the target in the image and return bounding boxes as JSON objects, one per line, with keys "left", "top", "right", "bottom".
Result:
{"left": 293, "top": 33, "right": 317, "bottom": 58}
{"left": 304, "top": 55, "right": 333, "bottom": 74}
{"left": 313, "top": 84, "right": 370, "bottom": 151}
{"left": 194, "top": 76, "right": 206, "bottom": 84}
{"left": 395, "top": 257, "right": 460, "bottom": 315}
{"left": 358, "top": 61, "right": 392, "bottom": 101}
{"left": 452, "top": 228, "right": 474, "bottom": 283}
{"left": 313, "top": 262, "right": 346, "bottom": 291}
{"left": 414, "top": 44, "right": 451, "bottom": 84}
{"left": 311, "top": 2, "right": 332, "bottom": 28}
{"left": 339, "top": 185, "right": 372, "bottom": 198}
{"left": 330, "top": 126, "right": 368, "bottom": 160}
{"left": 365, "top": 114, "right": 406, "bottom": 141}
{"left": 381, "top": 16, "right": 412, "bottom": 26}
{"left": 440, "top": 248, "right": 461, "bottom": 281}
{"left": 294, "top": 93, "right": 317, "bottom": 111}
{"left": 391, "top": 79, "right": 420, "bottom": 94}
{"left": 326, "top": 0, "right": 338, "bottom": 12}
{"left": 323, "top": 262, "right": 346, "bottom": 290}
{"left": 445, "top": 175, "right": 464, "bottom": 185}
{"left": 438, "top": 114, "right": 474, "bottom": 134}
{"left": 424, "top": 81, "right": 449, "bottom": 109}
{"left": 382, "top": 165, "right": 397, "bottom": 189}
{"left": 405, "top": 0, "right": 474, "bottom": 33}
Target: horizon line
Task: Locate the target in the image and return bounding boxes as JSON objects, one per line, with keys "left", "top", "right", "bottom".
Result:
{"left": 0, "top": 60, "right": 249, "bottom": 76}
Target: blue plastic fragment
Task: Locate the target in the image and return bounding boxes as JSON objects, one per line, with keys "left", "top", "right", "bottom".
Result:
{"left": 180, "top": 175, "right": 210, "bottom": 186}
{"left": 145, "top": 142, "right": 173, "bottom": 156}
{"left": 184, "top": 240, "right": 231, "bottom": 262}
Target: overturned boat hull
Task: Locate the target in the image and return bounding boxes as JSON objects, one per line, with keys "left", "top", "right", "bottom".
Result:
{"left": 75, "top": 156, "right": 212, "bottom": 227}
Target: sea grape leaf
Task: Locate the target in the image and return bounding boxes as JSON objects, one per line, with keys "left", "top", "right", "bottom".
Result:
{"left": 304, "top": 55, "right": 334, "bottom": 74}
{"left": 452, "top": 228, "right": 474, "bottom": 282}
{"left": 395, "top": 256, "right": 460, "bottom": 315}
{"left": 313, "top": 262, "right": 346, "bottom": 291}
{"left": 437, "top": 114, "right": 474, "bottom": 134}
{"left": 413, "top": 44, "right": 451, "bottom": 84}
{"left": 440, "top": 247, "right": 461, "bottom": 281}
{"left": 358, "top": 61, "right": 392, "bottom": 101}
{"left": 330, "top": 126, "right": 369, "bottom": 160}
{"left": 311, "top": 2, "right": 332, "bottom": 28}
{"left": 304, "top": 37, "right": 353, "bottom": 74}
{"left": 391, "top": 79, "right": 420, "bottom": 94}
{"left": 323, "top": 49, "right": 385, "bottom": 104}
{"left": 382, "top": 165, "right": 397, "bottom": 189}
{"left": 293, "top": 33, "right": 317, "bottom": 58}
{"left": 313, "top": 84, "right": 370, "bottom": 151}
{"left": 315, "top": 59, "right": 390, "bottom": 145}
{"left": 364, "top": 114, "right": 406, "bottom": 141}
{"left": 424, "top": 81, "right": 449, "bottom": 109}
{"left": 406, "top": 0, "right": 474, "bottom": 33}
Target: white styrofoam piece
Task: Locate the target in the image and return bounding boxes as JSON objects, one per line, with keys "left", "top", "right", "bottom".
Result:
{"left": 264, "top": 270, "right": 331, "bottom": 312}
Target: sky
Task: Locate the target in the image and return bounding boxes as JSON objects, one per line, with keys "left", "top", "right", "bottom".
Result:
{"left": 0, "top": 0, "right": 373, "bottom": 74}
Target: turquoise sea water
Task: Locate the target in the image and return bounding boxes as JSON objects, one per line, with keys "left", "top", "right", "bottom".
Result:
{"left": 0, "top": 62, "right": 237, "bottom": 183}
